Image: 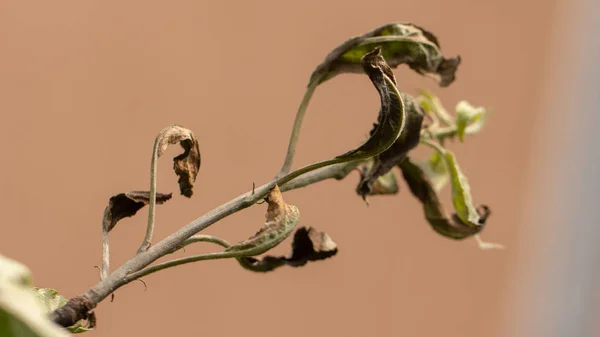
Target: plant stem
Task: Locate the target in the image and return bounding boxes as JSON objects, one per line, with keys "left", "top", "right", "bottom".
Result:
{"left": 138, "top": 135, "right": 160, "bottom": 253}
{"left": 182, "top": 235, "right": 231, "bottom": 249}
{"left": 51, "top": 119, "right": 450, "bottom": 328}
{"left": 101, "top": 227, "right": 109, "bottom": 280}
{"left": 276, "top": 79, "right": 320, "bottom": 178}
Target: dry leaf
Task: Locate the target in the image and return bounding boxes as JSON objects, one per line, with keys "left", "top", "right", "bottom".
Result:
{"left": 238, "top": 227, "right": 338, "bottom": 272}
{"left": 154, "top": 125, "right": 201, "bottom": 197}
{"left": 102, "top": 191, "right": 172, "bottom": 232}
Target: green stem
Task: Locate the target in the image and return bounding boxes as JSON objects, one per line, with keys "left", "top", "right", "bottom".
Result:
{"left": 276, "top": 158, "right": 343, "bottom": 186}
{"left": 182, "top": 235, "right": 230, "bottom": 249}
{"left": 276, "top": 78, "right": 321, "bottom": 178}
{"left": 419, "top": 137, "right": 447, "bottom": 154}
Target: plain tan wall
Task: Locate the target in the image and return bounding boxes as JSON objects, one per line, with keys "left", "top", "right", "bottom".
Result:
{"left": 0, "top": 1, "right": 555, "bottom": 336}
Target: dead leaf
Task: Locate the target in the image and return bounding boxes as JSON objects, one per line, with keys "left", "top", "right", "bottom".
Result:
{"left": 238, "top": 227, "right": 338, "bottom": 272}
{"left": 102, "top": 191, "right": 172, "bottom": 232}
{"left": 154, "top": 125, "right": 201, "bottom": 197}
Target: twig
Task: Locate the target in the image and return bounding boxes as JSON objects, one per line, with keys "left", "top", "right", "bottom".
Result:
{"left": 138, "top": 135, "right": 160, "bottom": 253}
{"left": 182, "top": 235, "right": 231, "bottom": 249}
{"left": 100, "top": 208, "right": 110, "bottom": 280}
{"left": 276, "top": 79, "right": 320, "bottom": 178}
{"left": 101, "top": 229, "right": 109, "bottom": 280}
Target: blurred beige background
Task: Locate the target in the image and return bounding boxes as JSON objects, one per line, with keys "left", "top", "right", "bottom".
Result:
{"left": 0, "top": 1, "right": 560, "bottom": 336}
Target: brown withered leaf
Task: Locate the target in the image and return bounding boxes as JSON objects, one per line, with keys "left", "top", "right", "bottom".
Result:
{"left": 356, "top": 93, "right": 424, "bottom": 198}
{"left": 154, "top": 125, "right": 201, "bottom": 197}
{"left": 310, "top": 22, "right": 461, "bottom": 87}
{"left": 224, "top": 185, "right": 300, "bottom": 257}
{"left": 237, "top": 227, "right": 338, "bottom": 272}
{"left": 398, "top": 158, "right": 488, "bottom": 239}
{"left": 102, "top": 191, "right": 172, "bottom": 232}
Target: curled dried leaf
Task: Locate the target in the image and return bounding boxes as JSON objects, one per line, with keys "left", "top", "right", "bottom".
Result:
{"left": 103, "top": 191, "right": 172, "bottom": 232}
{"left": 224, "top": 185, "right": 299, "bottom": 257}
{"left": 238, "top": 227, "right": 338, "bottom": 272}
{"left": 336, "top": 47, "right": 406, "bottom": 161}
{"left": 356, "top": 93, "right": 424, "bottom": 198}
{"left": 311, "top": 22, "right": 461, "bottom": 87}
{"left": 399, "top": 158, "right": 487, "bottom": 239}
{"left": 154, "top": 125, "right": 201, "bottom": 197}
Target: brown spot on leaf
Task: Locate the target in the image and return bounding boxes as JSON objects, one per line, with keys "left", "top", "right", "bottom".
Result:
{"left": 103, "top": 191, "right": 172, "bottom": 232}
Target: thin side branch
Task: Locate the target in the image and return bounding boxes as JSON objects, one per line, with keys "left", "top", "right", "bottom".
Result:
{"left": 182, "top": 235, "right": 231, "bottom": 249}
{"left": 101, "top": 227, "right": 109, "bottom": 280}
{"left": 138, "top": 136, "right": 161, "bottom": 253}
{"left": 276, "top": 80, "right": 320, "bottom": 178}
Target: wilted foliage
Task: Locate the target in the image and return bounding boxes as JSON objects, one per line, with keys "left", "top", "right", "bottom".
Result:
{"left": 0, "top": 22, "right": 501, "bottom": 337}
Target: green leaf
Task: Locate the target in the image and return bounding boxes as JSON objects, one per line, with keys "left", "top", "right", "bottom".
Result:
{"left": 398, "top": 158, "right": 488, "bottom": 239}
{"left": 355, "top": 93, "right": 423, "bottom": 198}
{"left": 0, "top": 255, "right": 70, "bottom": 337}
{"left": 421, "top": 141, "right": 481, "bottom": 226}
{"left": 444, "top": 150, "right": 480, "bottom": 225}
{"left": 238, "top": 227, "right": 338, "bottom": 272}
{"left": 455, "top": 101, "right": 486, "bottom": 142}
{"left": 417, "top": 89, "right": 453, "bottom": 126}
{"left": 310, "top": 22, "right": 461, "bottom": 87}
{"left": 34, "top": 289, "right": 91, "bottom": 334}
{"left": 225, "top": 185, "right": 300, "bottom": 257}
